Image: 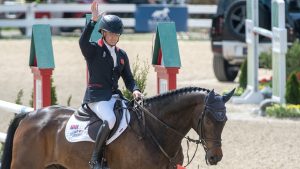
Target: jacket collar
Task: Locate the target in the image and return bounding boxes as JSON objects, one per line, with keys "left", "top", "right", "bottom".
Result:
{"left": 98, "top": 38, "right": 120, "bottom": 52}
{"left": 98, "top": 38, "right": 104, "bottom": 47}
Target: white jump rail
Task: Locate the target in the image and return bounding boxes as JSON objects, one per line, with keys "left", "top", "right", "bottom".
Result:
{"left": 232, "top": 0, "right": 287, "bottom": 104}
{"left": 0, "top": 100, "right": 34, "bottom": 142}
{"left": 0, "top": 3, "right": 217, "bottom": 36}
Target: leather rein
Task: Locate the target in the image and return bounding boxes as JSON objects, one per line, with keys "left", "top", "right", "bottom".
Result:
{"left": 133, "top": 100, "right": 222, "bottom": 168}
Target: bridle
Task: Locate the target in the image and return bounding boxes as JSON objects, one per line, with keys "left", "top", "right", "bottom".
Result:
{"left": 133, "top": 98, "right": 223, "bottom": 168}
{"left": 196, "top": 104, "right": 223, "bottom": 164}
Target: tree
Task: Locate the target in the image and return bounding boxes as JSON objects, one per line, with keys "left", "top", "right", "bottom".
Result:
{"left": 285, "top": 71, "right": 300, "bottom": 104}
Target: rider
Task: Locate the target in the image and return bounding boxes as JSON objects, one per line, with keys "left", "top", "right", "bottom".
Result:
{"left": 79, "top": 0, "right": 142, "bottom": 168}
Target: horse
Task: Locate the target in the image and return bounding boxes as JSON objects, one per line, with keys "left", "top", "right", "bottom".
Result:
{"left": 1, "top": 87, "right": 235, "bottom": 169}
{"left": 151, "top": 7, "right": 170, "bottom": 21}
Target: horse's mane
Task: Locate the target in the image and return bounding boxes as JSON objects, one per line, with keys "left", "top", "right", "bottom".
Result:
{"left": 144, "top": 87, "right": 210, "bottom": 103}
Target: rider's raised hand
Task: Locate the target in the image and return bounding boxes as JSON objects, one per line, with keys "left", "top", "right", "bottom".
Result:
{"left": 91, "top": 0, "right": 104, "bottom": 22}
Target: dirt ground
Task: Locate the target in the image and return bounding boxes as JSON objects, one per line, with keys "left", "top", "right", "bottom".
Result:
{"left": 0, "top": 35, "right": 300, "bottom": 169}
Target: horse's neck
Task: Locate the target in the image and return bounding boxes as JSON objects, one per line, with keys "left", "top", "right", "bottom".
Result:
{"left": 145, "top": 92, "right": 205, "bottom": 155}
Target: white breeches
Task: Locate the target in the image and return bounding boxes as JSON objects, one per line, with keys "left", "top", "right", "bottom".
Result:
{"left": 88, "top": 95, "right": 118, "bottom": 129}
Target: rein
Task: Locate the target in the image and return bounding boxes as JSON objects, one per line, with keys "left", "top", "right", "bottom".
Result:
{"left": 133, "top": 100, "right": 203, "bottom": 168}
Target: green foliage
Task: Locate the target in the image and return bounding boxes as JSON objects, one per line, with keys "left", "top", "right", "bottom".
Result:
{"left": 259, "top": 51, "right": 272, "bottom": 69}
{"left": 29, "top": 89, "right": 33, "bottom": 107}
{"left": 239, "top": 59, "right": 247, "bottom": 89}
{"left": 256, "top": 40, "right": 300, "bottom": 77}
{"left": 234, "top": 87, "right": 244, "bottom": 96}
{"left": 67, "top": 95, "right": 72, "bottom": 106}
{"left": 286, "top": 40, "right": 300, "bottom": 76}
{"left": 285, "top": 72, "right": 300, "bottom": 104}
{"left": 121, "top": 55, "right": 150, "bottom": 100}
{"left": 223, "top": 87, "right": 243, "bottom": 96}
{"left": 266, "top": 104, "right": 300, "bottom": 118}
{"left": 50, "top": 77, "right": 58, "bottom": 105}
{"left": 25, "top": 0, "right": 41, "bottom": 3}
{"left": 15, "top": 89, "right": 24, "bottom": 105}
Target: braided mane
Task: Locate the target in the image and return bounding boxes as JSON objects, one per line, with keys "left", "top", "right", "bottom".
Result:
{"left": 144, "top": 87, "right": 210, "bottom": 103}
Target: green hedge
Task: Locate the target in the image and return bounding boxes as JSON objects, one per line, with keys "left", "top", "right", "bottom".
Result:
{"left": 286, "top": 72, "right": 300, "bottom": 104}
{"left": 238, "top": 59, "right": 247, "bottom": 89}
{"left": 259, "top": 51, "right": 272, "bottom": 69}
{"left": 286, "top": 40, "right": 300, "bottom": 76}
{"left": 266, "top": 104, "right": 300, "bottom": 118}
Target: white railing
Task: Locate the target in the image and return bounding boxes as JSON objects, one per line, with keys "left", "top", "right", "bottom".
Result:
{"left": 0, "top": 132, "right": 6, "bottom": 143}
{"left": 0, "top": 100, "right": 34, "bottom": 142}
{"left": 0, "top": 3, "right": 217, "bottom": 36}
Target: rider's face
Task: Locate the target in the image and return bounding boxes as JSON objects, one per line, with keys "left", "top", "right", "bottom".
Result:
{"left": 103, "top": 31, "right": 120, "bottom": 46}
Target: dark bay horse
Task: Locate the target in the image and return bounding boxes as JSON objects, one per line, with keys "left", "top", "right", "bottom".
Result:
{"left": 1, "top": 87, "right": 234, "bottom": 169}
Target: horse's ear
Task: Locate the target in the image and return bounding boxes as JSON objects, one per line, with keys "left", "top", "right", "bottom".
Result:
{"left": 222, "top": 88, "right": 236, "bottom": 103}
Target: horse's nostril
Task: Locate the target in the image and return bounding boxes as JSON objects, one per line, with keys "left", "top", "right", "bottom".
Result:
{"left": 210, "top": 156, "right": 215, "bottom": 161}
{"left": 209, "top": 156, "right": 219, "bottom": 164}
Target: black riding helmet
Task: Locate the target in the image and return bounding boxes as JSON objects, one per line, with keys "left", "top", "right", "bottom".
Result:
{"left": 98, "top": 15, "right": 123, "bottom": 35}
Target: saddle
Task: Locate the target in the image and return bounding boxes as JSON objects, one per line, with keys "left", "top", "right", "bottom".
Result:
{"left": 74, "top": 100, "right": 124, "bottom": 141}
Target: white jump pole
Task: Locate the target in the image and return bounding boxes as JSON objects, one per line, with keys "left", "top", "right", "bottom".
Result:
{"left": 0, "top": 100, "right": 34, "bottom": 143}
{"left": 232, "top": 0, "right": 287, "bottom": 104}
{"left": 0, "top": 100, "right": 34, "bottom": 114}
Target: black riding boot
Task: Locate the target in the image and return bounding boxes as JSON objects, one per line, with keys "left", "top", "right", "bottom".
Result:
{"left": 89, "top": 121, "right": 110, "bottom": 169}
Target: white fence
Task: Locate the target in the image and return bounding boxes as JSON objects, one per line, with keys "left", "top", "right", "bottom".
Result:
{"left": 0, "top": 100, "right": 34, "bottom": 142}
{"left": 0, "top": 3, "right": 217, "bottom": 36}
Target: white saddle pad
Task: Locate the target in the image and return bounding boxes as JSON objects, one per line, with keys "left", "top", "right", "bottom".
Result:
{"left": 65, "top": 101, "right": 130, "bottom": 145}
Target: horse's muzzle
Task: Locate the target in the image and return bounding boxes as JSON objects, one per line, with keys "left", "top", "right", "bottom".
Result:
{"left": 206, "top": 147, "right": 223, "bottom": 165}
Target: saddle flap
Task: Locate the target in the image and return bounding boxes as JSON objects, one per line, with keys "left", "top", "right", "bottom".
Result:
{"left": 66, "top": 99, "right": 130, "bottom": 144}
